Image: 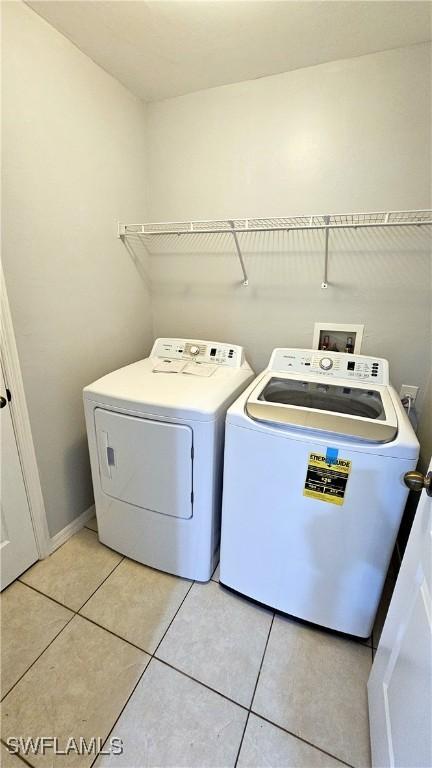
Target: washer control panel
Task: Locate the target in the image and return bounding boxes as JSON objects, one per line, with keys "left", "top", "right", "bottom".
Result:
{"left": 151, "top": 338, "right": 244, "bottom": 368}
{"left": 269, "top": 348, "right": 389, "bottom": 384}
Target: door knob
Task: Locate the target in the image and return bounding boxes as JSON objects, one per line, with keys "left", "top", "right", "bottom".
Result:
{"left": 404, "top": 470, "right": 432, "bottom": 497}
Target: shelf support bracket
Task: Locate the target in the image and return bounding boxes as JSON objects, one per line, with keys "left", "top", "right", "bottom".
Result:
{"left": 229, "top": 221, "right": 249, "bottom": 286}
{"left": 321, "top": 216, "right": 330, "bottom": 289}
{"left": 118, "top": 222, "right": 126, "bottom": 239}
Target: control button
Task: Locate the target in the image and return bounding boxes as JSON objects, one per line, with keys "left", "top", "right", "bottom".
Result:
{"left": 319, "top": 357, "right": 333, "bottom": 371}
{"left": 190, "top": 345, "right": 200, "bottom": 356}
{"left": 210, "top": 348, "right": 216, "bottom": 357}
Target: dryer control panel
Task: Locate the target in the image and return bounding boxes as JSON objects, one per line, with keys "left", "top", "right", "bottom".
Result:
{"left": 151, "top": 338, "right": 245, "bottom": 368}
{"left": 269, "top": 348, "right": 389, "bottom": 384}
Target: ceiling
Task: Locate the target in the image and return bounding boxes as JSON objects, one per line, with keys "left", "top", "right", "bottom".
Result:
{"left": 27, "top": 1, "right": 432, "bottom": 103}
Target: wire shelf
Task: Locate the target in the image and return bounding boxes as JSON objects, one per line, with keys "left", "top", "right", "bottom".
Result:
{"left": 119, "top": 209, "right": 432, "bottom": 237}
{"left": 118, "top": 209, "right": 432, "bottom": 288}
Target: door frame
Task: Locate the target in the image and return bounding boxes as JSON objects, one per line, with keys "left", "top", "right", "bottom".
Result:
{"left": 1, "top": 267, "right": 50, "bottom": 558}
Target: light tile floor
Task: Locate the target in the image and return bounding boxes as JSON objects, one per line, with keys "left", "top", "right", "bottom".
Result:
{"left": 0, "top": 517, "right": 397, "bottom": 768}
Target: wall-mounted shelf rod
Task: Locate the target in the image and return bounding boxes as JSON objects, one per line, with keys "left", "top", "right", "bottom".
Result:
{"left": 229, "top": 220, "right": 249, "bottom": 286}
{"left": 118, "top": 209, "right": 432, "bottom": 288}
{"left": 322, "top": 215, "right": 330, "bottom": 289}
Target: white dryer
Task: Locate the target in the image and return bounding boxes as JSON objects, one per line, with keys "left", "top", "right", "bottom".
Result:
{"left": 84, "top": 338, "right": 253, "bottom": 581}
{"left": 220, "top": 348, "right": 419, "bottom": 637}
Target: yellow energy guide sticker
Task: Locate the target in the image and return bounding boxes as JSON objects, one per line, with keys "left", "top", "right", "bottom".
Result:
{"left": 303, "top": 452, "right": 351, "bottom": 505}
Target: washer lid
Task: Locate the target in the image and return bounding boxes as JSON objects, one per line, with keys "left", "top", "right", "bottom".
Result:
{"left": 246, "top": 373, "right": 398, "bottom": 443}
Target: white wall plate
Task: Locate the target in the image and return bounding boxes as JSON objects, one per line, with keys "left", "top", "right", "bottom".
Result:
{"left": 312, "top": 322, "right": 364, "bottom": 354}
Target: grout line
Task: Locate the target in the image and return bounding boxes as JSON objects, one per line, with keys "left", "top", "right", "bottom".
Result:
{"left": 249, "top": 613, "right": 275, "bottom": 711}
{"left": 89, "top": 578, "right": 196, "bottom": 768}
{"left": 15, "top": 580, "right": 76, "bottom": 614}
{"left": 250, "top": 713, "right": 357, "bottom": 768}
{"left": 18, "top": 556, "right": 125, "bottom": 616}
{"left": 77, "top": 613, "right": 148, "bottom": 655}
{"left": 18, "top": 577, "right": 246, "bottom": 707}
{"left": 152, "top": 579, "right": 195, "bottom": 655}
{"left": 5, "top": 556, "right": 126, "bottom": 703}
{"left": 11, "top": 587, "right": 251, "bottom": 715}
{"left": 0, "top": 611, "right": 76, "bottom": 703}
{"left": 77, "top": 556, "right": 125, "bottom": 613}
{"left": 154, "top": 657, "right": 249, "bottom": 713}
{"left": 0, "top": 738, "right": 35, "bottom": 768}
{"left": 6, "top": 562, "right": 365, "bottom": 768}
{"left": 6, "top": 588, "right": 257, "bottom": 720}
{"left": 234, "top": 612, "right": 275, "bottom": 767}
{"left": 88, "top": 665, "right": 153, "bottom": 768}
{"left": 243, "top": 611, "right": 359, "bottom": 768}
{"left": 6, "top": 539, "right": 203, "bottom": 765}
{"left": 234, "top": 612, "right": 357, "bottom": 768}
{"left": 13, "top": 564, "right": 194, "bottom": 694}
{"left": 89, "top": 651, "right": 156, "bottom": 768}
{"left": 233, "top": 695, "right": 251, "bottom": 760}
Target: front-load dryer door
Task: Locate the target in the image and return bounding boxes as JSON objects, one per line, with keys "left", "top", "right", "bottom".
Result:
{"left": 94, "top": 408, "right": 193, "bottom": 519}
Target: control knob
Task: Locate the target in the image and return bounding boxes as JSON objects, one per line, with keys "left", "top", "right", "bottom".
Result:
{"left": 319, "top": 357, "right": 333, "bottom": 371}
{"left": 190, "top": 345, "right": 200, "bottom": 356}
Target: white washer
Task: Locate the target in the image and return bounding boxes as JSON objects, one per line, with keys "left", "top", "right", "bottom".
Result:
{"left": 84, "top": 338, "right": 253, "bottom": 581}
{"left": 220, "top": 348, "right": 419, "bottom": 637}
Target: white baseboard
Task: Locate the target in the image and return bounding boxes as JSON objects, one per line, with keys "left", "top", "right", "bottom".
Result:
{"left": 49, "top": 504, "right": 96, "bottom": 553}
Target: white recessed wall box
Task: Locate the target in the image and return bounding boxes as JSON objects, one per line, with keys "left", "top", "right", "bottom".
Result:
{"left": 313, "top": 322, "right": 364, "bottom": 354}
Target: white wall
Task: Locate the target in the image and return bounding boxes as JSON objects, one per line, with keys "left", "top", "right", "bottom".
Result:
{"left": 146, "top": 44, "right": 431, "bottom": 433}
{"left": 2, "top": 8, "right": 431, "bottom": 543}
{"left": 2, "top": 2, "right": 152, "bottom": 537}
